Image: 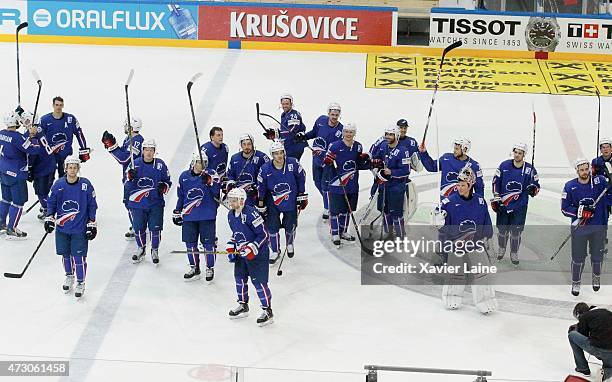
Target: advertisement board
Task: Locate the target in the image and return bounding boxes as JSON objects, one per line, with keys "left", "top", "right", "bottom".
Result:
{"left": 199, "top": 4, "right": 397, "bottom": 45}
{"left": 27, "top": 1, "right": 198, "bottom": 39}
{"left": 429, "top": 8, "right": 612, "bottom": 54}
{"left": 0, "top": 1, "right": 27, "bottom": 35}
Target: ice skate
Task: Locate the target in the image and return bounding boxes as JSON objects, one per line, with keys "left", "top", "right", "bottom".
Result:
{"left": 151, "top": 248, "right": 159, "bottom": 264}
{"left": 74, "top": 282, "right": 85, "bottom": 298}
{"left": 132, "top": 247, "right": 146, "bottom": 263}
{"left": 257, "top": 307, "right": 274, "bottom": 326}
{"left": 124, "top": 226, "right": 135, "bottom": 241}
{"left": 5, "top": 228, "right": 27, "bottom": 240}
{"left": 62, "top": 274, "right": 75, "bottom": 292}
{"left": 510, "top": 252, "right": 519, "bottom": 266}
{"left": 287, "top": 244, "right": 294, "bottom": 258}
{"left": 571, "top": 281, "right": 581, "bottom": 296}
{"left": 205, "top": 267, "right": 214, "bottom": 282}
{"left": 184, "top": 266, "right": 201, "bottom": 281}
{"left": 229, "top": 303, "right": 249, "bottom": 319}
{"left": 593, "top": 274, "right": 601, "bottom": 292}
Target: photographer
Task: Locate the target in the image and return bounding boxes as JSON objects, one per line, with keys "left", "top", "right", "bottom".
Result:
{"left": 568, "top": 302, "right": 612, "bottom": 381}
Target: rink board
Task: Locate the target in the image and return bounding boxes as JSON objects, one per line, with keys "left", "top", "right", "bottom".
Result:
{"left": 365, "top": 54, "right": 612, "bottom": 96}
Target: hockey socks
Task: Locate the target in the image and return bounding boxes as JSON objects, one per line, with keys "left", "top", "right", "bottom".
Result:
{"left": 62, "top": 256, "right": 74, "bottom": 275}
{"left": 8, "top": 204, "right": 23, "bottom": 229}
{"left": 509, "top": 232, "right": 522, "bottom": 254}
{"left": 74, "top": 256, "right": 87, "bottom": 283}
{"left": 135, "top": 230, "right": 147, "bottom": 248}
{"left": 254, "top": 281, "right": 272, "bottom": 309}
{"left": 150, "top": 230, "right": 161, "bottom": 250}
{"left": 235, "top": 277, "right": 249, "bottom": 304}
{"left": 186, "top": 242, "right": 200, "bottom": 267}
{"left": 571, "top": 261, "right": 585, "bottom": 282}
{"left": 270, "top": 232, "right": 281, "bottom": 254}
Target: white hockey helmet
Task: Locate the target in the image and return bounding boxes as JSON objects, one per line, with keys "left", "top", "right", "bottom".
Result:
{"left": 238, "top": 133, "right": 255, "bottom": 150}
{"left": 64, "top": 155, "right": 81, "bottom": 170}
{"left": 280, "top": 93, "right": 293, "bottom": 103}
{"left": 343, "top": 122, "right": 357, "bottom": 133}
{"left": 269, "top": 140, "right": 285, "bottom": 156}
{"left": 191, "top": 150, "right": 208, "bottom": 168}
{"left": 17, "top": 110, "right": 36, "bottom": 127}
{"left": 574, "top": 157, "right": 590, "bottom": 171}
{"left": 227, "top": 187, "right": 247, "bottom": 205}
{"left": 4, "top": 110, "right": 19, "bottom": 128}
{"left": 512, "top": 142, "right": 528, "bottom": 153}
{"left": 453, "top": 137, "right": 471, "bottom": 154}
{"left": 384, "top": 124, "right": 400, "bottom": 139}
{"left": 124, "top": 116, "right": 142, "bottom": 133}
{"left": 457, "top": 165, "right": 475, "bottom": 186}
{"left": 142, "top": 138, "right": 156, "bottom": 150}
{"left": 327, "top": 102, "right": 341, "bottom": 113}
{"left": 599, "top": 137, "right": 612, "bottom": 148}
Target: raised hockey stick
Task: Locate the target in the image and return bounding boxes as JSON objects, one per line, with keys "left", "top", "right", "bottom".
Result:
{"left": 31, "top": 70, "right": 42, "bottom": 123}
{"left": 16, "top": 22, "right": 28, "bottom": 106}
{"left": 551, "top": 183, "right": 611, "bottom": 260}
{"left": 125, "top": 69, "right": 135, "bottom": 169}
{"left": 4, "top": 233, "right": 48, "bottom": 279}
{"left": 596, "top": 89, "right": 601, "bottom": 158}
{"left": 420, "top": 40, "right": 462, "bottom": 148}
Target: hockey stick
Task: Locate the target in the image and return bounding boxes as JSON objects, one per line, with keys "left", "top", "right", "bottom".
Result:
{"left": 596, "top": 89, "right": 601, "bottom": 159}
{"left": 125, "top": 69, "right": 135, "bottom": 169}
{"left": 4, "top": 232, "right": 48, "bottom": 278}
{"left": 332, "top": 164, "right": 365, "bottom": 248}
{"left": 551, "top": 184, "right": 611, "bottom": 260}
{"left": 171, "top": 249, "right": 229, "bottom": 255}
{"left": 23, "top": 200, "right": 40, "bottom": 215}
{"left": 420, "top": 40, "right": 462, "bottom": 147}
{"left": 256, "top": 103, "right": 281, "bottom": 127}
{"left": 16, "top": 22, "right": 28, "bottom": 106}
{"left": 31, "top": 70, "right": 42, "bottom": 123}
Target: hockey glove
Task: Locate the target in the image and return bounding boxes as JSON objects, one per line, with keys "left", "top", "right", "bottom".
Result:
{"left": 490, "top": 195, "right": 502, "bottom": 213}
{"left": 44, "top": 216, "right": 56, "bottom": 234}
{"left": 605, "top": 162, "right": 612, "bottom": 186}
{"left": 223, "top": 180, "right": 235, "bottom": 194}
{"left": 371, "top": 159, "right": 385, "bottom": 169}
{"left": 127, "top": 168, "right": 137, "bottom": 181}
{"left": 172, "top": 210, "right": 183, "bottom": 226}
{"left": 240, "top": 243, "right": 257, "bottom": 261}
{"left": 527, "top": 185, "right": 539, "bottom": 197}
{"left": 226, "top": 241, "right": 237, "bottom": 263}
{"left": 157, "top": 182, "right": 170, "bottom": 196}
{"left": 27, "top": 168, "right": 34, "bottom": 183}
{"left": 323, "top": 152, "right": 336, "bottom": 166}
{"left": 102, "top": 131, "right": 118, "bottom": 151}
{"left": 86, "top": 221, "right": 97, "bottom": 240}
{"left": 297, "top": 192, "right": 308, "bottom": 210}
{"left": 201, "top": 172, "right": 213, "bottom": 186}
{"left": 246, "top": 186, "right": 259, "bottom": 199}
{"left": 79, "top": 148, "right": 91, "bottom": 163}
{"left": 294, "top": 132, "right": 306, "bottom": 143}
{"left": 375, "top": 169, "right": 391, "bottom": 184}
{"left": 263, "top": 128, "right": 277, "bottom": 140}
{"left": 578, "top": 204, "right": 595, "bottom": 220}
{"left": 357, "top": 152, "right": 371, "bottom": 168}
{"left": 256, "top": 201, "right": 267, "bottom": 218}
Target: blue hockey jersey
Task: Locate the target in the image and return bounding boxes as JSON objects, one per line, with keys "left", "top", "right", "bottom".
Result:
{"left": 492, "top": 159, "right": 540, "bottom": 212}
{"left": 257, "top": 157, "right": 306, "bottom": 212}
{"left": 0, "top": 129, "right": 39, "bottom": 180}
{"left": 109, "top": 134, "right": 145, "bottom": 181}
{"left": 326, "top": 140, "right": 369, "bottom": 194}
{"left": 419, "top": 151, "right": 484, "bottom": 198}
{"left": 592, "top": 155, "right": 612, "bottom": 177}
{"left": 562, "top": 175, "right": 611, "bottom": 228}
{"left": 370, "top": 141, "right": 413, "bottom": 191}
{"left": 227, "top": 205, "right": 269, "bottom": 259}
{"left": 304, "top": 115, "right": 343, "bottom": 166}
{"left": 176, "top": 169, "right": 220, "bottom": 221}
{"left": 441, "top": 192, "right": 493, "bottom": 241}
{"left": 200, "top": 141, "right": 229, "bottom": 178}
{"left": 279, "top": 108, "right": 306, "bottom": 157}
{"left": 227, "top": 150, "right": 269, "bottom": 197}
{"left": 27, "top": 131, "right": 56, "bottom": 177}
{"left": 39, "top": 112, "right": 87, "bottom": 158}
{"left": 47, "top": 177, "right": 98, "bottom": 234}
{"left": 124, "top": 157, "right": 171, "bottom": 209}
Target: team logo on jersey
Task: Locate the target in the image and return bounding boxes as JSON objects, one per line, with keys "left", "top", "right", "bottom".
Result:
{"left": 312, "top": 137, "right": 327, "bottom": 155}
{"left": 502, "top": 181, "right": 523, "bottom": 205}
{"left": 330, "top": 161, "right": 356, "bottom": 187}
{"left": 579, "top": 197, "right": 595, "bottom": 206}
{"left": 57, "top": 200, "right": 80, "bottom": 226}
{"left": 129, "top": 177, "right": 156, "bottom": 202}
{"left": 238, "top": 173, "right": 255, "bottom": 188}
{"left": 216, "top": 163, "right": 227, "bottom": 177}
{"left": 233, "top": 232, "right": 247, "bottom": 246}
{"left": 182, "top": 188, "right": 204, "bottom": 215}
{"left": 49, "top": 132, "right": 68, "bottom": 153}
{"left": 455, "top": 220, "right": 477, "bottom": 241}
{"left": 440, "top": 172, "right": 460, "bottom": 196}
{"left": 272, "top": 183, "right": 292, "bottom": 205}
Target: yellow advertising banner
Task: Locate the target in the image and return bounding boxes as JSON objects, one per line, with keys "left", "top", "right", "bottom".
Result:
{"left": 366, "top": 55, "right": 612, "bottom": 96}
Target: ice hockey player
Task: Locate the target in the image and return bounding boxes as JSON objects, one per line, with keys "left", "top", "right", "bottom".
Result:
{"left": 225, "top": 134, "right": 269, "bottom": 206}
{"left": 44, "top": 155, "right": 97, "bottom": 298}
{"left": 561, "top": 158, "right": 611, "bottom": 296}
{"left": 294, "top": 103, "right": 343, "bottom": 220}
{"left": 257, "top": 140, "right": 307, "bottom": 263}
{"left": 491, "top": 142, "right": 540, "bottom": 265}
{"left": 124, "top": 139, "right": 171, "bottom": 264}
{"left": 39, "top": 96, "right": 90, "bottom": 177}
{"left": 18, "top": 110, "right": 56, "bottom": 221}
{"left": 101, "top": 116, "right": 145, "bottom": 240}
{"left": 418, "top": 137, "right": 484, "bottom": 198}
{"left": 324, "top": 123, "right": 370, "bottom": 247}
{"left": 263, "top": 94, "right": 306, "bottom": 161}
{"left": 370, "top": 125, "right": 412, "bottom": 239}
{"left": 173, "top": 150, "right": 220, "bottom": 282}
{"left": 225, "top": 188, "right": 273, "bottom": 326}
{"left": 200, "top": 126, "right": 228, "bottom": 182}
{"left": 439, "top": 166, "right": 495, "bottom": 313}
{"left": 592, "top": 138, "right": 612, "bottom": 177}
{"left": 0, "top": 110, "right": 41, "bottom": 239}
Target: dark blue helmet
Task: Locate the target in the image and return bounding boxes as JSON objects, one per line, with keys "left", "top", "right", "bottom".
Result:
{"left": 396, "top": 119, "right": 408, "bottom": 127}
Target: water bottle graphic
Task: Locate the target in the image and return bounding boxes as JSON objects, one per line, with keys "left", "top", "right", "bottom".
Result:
{"left": 168, "top": 4, "right": 198, "bottom": 40}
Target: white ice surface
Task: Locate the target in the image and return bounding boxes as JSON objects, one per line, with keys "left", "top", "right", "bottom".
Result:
{"left": 0, "top": 43, "right": 609, "bottom": 382}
